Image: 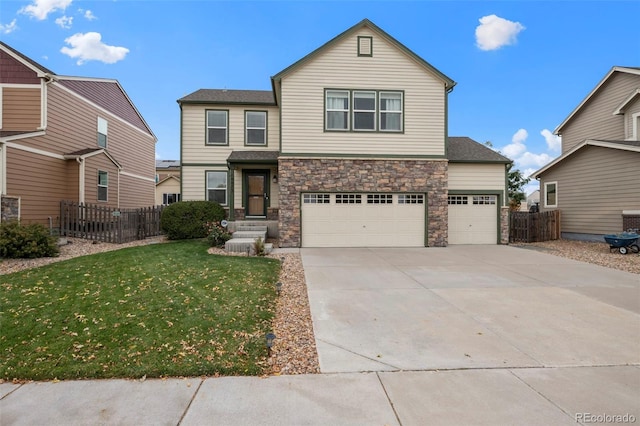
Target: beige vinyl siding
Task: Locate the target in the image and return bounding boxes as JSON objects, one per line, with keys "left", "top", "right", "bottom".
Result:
{"left": 84, "top": 155, "right": 119, "bottom": 207}
{"left": 119, "top": 173, "right": 155, "bottom": 208}
{"left": 182, "top": 165, "right": 215, "bottom": 201}
{"left": 448, "top": 163, "right": 505, "bottom": 190}
{"left": 280, "top": 28, "right": 446, "bottom": 156}
{"left": 2, "top": 87, "right": 41, "bottom": 131}
{"left": 181, "top": 104, "right": 280, "bottom": 165}
{"left": 155, "top": 178, "right": 180, "bottom": 205}
{"left": 540, "top": 146, "right": 640, "bottom": 234}
{"left": 6, "top": 148, "right": 70, "bottom": 225}
{"left": 560, "top": 73, "right": 639, "bottom": 152}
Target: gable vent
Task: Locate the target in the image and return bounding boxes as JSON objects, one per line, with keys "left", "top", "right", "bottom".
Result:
{"left": 358, "top": 36, "right": 373, "bottom": 57}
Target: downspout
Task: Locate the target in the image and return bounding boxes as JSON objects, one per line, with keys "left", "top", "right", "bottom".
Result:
{"left": 39, "top": 73, "right": 55, "bottom": 131}
{"left": 76, "top": 157, "right": 85, "bottom": 203}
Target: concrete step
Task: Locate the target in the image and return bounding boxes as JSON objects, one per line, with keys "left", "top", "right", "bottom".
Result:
{"left": 235, "top": 225, "right": 268, "bottom": 233}
{"left": 232, "top": 230, "right": 267, "bottom": 240}
{"left": 225, "top": 238, "right": 273, "bottom": 255}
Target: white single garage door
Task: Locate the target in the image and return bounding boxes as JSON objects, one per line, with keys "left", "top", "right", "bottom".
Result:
{"left": 301, "top": 193, "right": 425, "bottom": 247}
{"left": 448, "top": 195, "right": 498, "bottom": 244}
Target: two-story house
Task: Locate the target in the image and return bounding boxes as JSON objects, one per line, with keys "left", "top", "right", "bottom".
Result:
{"left": 155, "top": 159, "right": 181, "bottom": 205}
{"left": 533, "top": 66, "right": 640, "bottom": 240}
{"left": 179, "top": 19, "right": 511, "bottom": 248}
{"left": 0, "top": 42, "right": 156, "bottom": 227}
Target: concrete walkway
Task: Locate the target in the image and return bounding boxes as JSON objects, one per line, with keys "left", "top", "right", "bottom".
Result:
{"left": 1, "top": 246, "right": 639, "bottom": 425}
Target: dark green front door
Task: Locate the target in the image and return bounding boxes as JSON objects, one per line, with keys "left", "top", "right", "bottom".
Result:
{"left": 246, "top": 172, "right": 267, "bottom": 217}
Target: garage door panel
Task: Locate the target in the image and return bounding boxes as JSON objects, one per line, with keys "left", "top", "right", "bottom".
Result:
{"left": 448, "top": 195, "right": 497, "bottom": 245}
{"left": 302, "top": 193, "right": 425, "bottom": 247}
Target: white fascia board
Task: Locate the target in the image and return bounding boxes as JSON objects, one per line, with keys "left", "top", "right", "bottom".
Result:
{"left": 612, "top": 88, "right": 640, "bottom": 115}
{"left": 120, "top": 170, "right": 156, "bottom": 183}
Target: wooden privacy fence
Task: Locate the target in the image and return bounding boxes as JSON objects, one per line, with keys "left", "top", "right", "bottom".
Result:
{"left": 510, "top": 210, "right": 561, "bottom": 243}
{"left": 60, "top": 201, "right": 164, "bottom": 243}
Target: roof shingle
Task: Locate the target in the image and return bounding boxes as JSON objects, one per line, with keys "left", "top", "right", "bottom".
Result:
{"left": 448, "top": 137, "right": 511, "bottom": 163}
{"left": 178, "top": 89, "right": 276, "bottom": 105}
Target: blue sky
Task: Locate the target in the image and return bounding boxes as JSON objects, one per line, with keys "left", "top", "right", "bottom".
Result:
{"left": 2, "top": 0, "right": 639, "bottom": 194}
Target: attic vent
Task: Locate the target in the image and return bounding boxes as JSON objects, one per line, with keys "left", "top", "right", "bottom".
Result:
{"left": 358, "top": 36, "right": 373, "bottom": 57}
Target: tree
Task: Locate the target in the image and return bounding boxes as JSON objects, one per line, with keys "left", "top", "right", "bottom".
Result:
{"left": 507, "top": 163, "right": 530, "bottom": 211}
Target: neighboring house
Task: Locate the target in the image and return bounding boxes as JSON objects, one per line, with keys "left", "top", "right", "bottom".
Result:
{"left": 533, "top": 66, "right": 640, "bottom": 240}
{"left": 178, "top": 19, "right": 511, "bottom": 247}
{"left": 0, "top": 42, "right": 156, "bottom": 226}
{"left": 155, "top": 159, "right": 181, "bottom": 205}
{"left": 524, "top": 189, "right": 540, "bottom": 211}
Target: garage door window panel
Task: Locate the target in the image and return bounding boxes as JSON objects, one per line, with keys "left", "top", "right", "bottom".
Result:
{"left": 336, "top": 194, "right": 361, "bottom": 204}
{"left": 448, "top": 196, "right": 468, "bottom": 205}
{"left": 399, "top": 194, "right": 424, "bottom": 204}
{"left": 303, "top": 193, "right": 330, "bottom": 204}
{"left": 367, "top": 194, "right": 392, "bottom": 204}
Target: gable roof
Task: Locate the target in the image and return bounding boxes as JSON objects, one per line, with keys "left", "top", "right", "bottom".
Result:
{"left": 177, "top": 89, "right": 275, "bottom": 105}
{"left": 156, "top": 175, "right": 181, "bottom": 186}
{"left": 554, "top": 66, "right": 640, "bottom": 135}
{"left": 613, "top": 88, "right": 640, "bottom": 115}
{"left": 0, "top": 42, "right": 155, "bottom": 139}
{"left": 271, "top": 19, "right": 456, "bottom": 91}
{"left": 156, "top": 159, "right": 181, "bottom": 168}
{"left": 63, "top": 147, "right": 122, "bottom": 169}
{"left": 447, "top": 137, "right": 511, "bottom": 163}
{"left": 532, "top": 139, "right": 640, "bottom": 178}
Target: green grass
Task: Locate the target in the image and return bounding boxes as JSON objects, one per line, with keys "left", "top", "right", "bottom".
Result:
{"left": 0, "top": 240, "right": 280, "bottom": 381}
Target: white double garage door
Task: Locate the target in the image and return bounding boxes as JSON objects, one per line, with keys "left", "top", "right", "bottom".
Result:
{"left": 301, "top": 193, "right": 498, "bottom": 247}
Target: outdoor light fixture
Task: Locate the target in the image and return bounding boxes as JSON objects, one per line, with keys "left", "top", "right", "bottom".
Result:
{"left": 265, "top": 332, "right": 276, "bottom": 356}
{"left": 276, "top": 281, "right": 282, "bottom": 296}
{"left": 272, "top": 174, "right": 278, "bottom": 184}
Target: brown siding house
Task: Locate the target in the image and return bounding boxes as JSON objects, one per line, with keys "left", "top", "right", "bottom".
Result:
{"left": 533, "top": 67, "right": 640, "bottom": 240}
{"left": 0, "top": 41, "right": 156, "bottom": 226}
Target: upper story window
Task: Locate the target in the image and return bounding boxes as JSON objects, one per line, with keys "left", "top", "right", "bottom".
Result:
{"left": 325, "top": 89, "right": 403, "bottom": 132}
{"left": 380, "top": 92, "right": 403, "bottom": 131}
{"left": 206, "top": 110, "right": 228, "bottom": 145}
{"left": 97, "top": 117, "right": 108, "bottom": 148}
{"left": 326, "top": 90, "right": 349, "bottom": 130}
{"left": 353, "top": 91, "right": 376, "bottom": 131}
{"left": 245, "top": 111, "right": 267, "bottom": 145}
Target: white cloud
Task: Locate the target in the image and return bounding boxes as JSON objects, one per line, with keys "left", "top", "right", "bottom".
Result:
{"left": 540, "top": 129, "right": 561, "bottom": 152}
{"left": 83, "top": 9, "right": 96, "bottom": 20}
{"left": 501, "top": 128, "right": 528, "bottom": 159}
{"left": 61, "top": 32, "right": 129, "bottom": 65}
{"left": 19, "top": 0, "right": 72, "bottom": 20}
{"left": 0, "top": 19, "right": 18, "bottom": 34}
{"left": 518, "top": 151, "right": 554, "bottom": 169}
{"left": 475, "top": 14, "right": 525, "bottom": 51}
{"left": 55, "top": 15, "right": 73, "bottom": 29}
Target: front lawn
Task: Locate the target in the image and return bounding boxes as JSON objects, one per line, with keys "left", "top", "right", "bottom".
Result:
{"left": 0, "top": 240, "right": 280, "bottom": 381}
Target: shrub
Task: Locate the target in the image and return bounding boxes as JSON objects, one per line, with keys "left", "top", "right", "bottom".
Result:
{"left": 206, "top": 222, "right": 232, "bottom": 247}
{"left": 160, "top": 201, "right": 226, "bottom": 240}
{"left": 0, "top": 221, "right": 59, "bottom": 259}
{"left": 253, "top": 237, "right": 266, "bottom": 257}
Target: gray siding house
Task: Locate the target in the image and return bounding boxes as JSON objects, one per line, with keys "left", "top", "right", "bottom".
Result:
{"left": 179, "top": 19, "right": 511, "bottom": 247}
{"left": 533, "top": 66, "right": 640, "bottom": 240}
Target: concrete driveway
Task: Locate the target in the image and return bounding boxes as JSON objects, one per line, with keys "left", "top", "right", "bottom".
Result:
{"left": 302, "top": 245, "right": 639, "bottom": 373}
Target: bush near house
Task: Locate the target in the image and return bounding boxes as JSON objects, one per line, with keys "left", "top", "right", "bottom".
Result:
{"left": 160, "top": 201, "right": 226, "bottom": 240}
{"left": 206, "top": 222, "right": 232, "bottom": 247}
{"left": 0, "top": 221, "right": 59, "bottom": 259}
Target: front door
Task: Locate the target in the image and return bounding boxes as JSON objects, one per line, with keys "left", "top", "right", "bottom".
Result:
{"left": 246, "top": 172, "right": 267, "bottom": 217}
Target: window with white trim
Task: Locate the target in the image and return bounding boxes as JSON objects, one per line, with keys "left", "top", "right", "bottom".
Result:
{"left": 206, "top": 171, "right": 227, "bottom": 205}
{"left": 246, "top": 111, "right": 267, "bottom": 145}
{"left": 335, "top": 194, "right": 361, "bottom": 204}
{"left": 303, "top": 194, "right": 330, "bottom": 204}
{"left": 367, "top": 194, "right": 392, "bottom": 204}
{"left": 399, "top": 194, "right": 424, "bottom": 204}
{"left": 473, "top": 196, "right": 496, "bottom": 205}
{"left": 97, "top": 117, "right": 108, "bottom": 148}
{"left": 325, "top": 89, "right": 402, "bottom": 132}
{"left": 448, "top": 196, "right": 468, "bottom": 205}
{"left": 206, "top": 110, "right": 228, "bottom": 145}
{"left": 326, "top": 90, "right": 349, "bottom": 130}
{"left": 97, "top": 170, "right": 108, "bottom": 202}
{"left": 544, "top": 182, "right": 557, "bottom": 208}
{"left": 162, "top": 193, "right": 181, "bottom": 205}
{"left": 353, "top": 91, "right": 376, "bottom": 131}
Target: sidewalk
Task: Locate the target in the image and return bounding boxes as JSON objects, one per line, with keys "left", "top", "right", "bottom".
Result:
{"left": 3, "top": 366, "right": 638, "bottom": 425}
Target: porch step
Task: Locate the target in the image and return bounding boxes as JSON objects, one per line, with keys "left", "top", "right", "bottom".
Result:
{"left": 232, "top": 230, "right": 267, "bottom": 240}
{"left": 235, "top": 225, "right": 268, "bottom": 233}
{"left": 225, "top": 238, "right": 273, "bottom": 255}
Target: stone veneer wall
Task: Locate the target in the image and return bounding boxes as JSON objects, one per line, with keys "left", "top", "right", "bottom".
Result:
{"left": 232, "top": 208, "right": 279, "bottom": 221}
{"left": 278, "top": 158, "right": 448, "bottom": 248}
{"left": 500, "top": 207, "right": 510, "bottom": 244}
